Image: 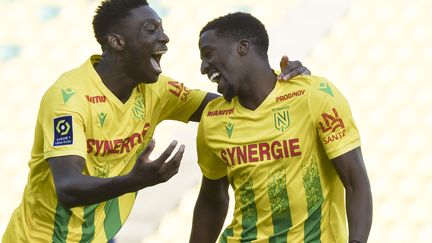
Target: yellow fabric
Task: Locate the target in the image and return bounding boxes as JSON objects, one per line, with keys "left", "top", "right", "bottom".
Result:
{"left": 3, "top": 55, "right": 206, "bottom": 242}
{"left": 197, "top": 75, "right": 360, "bottom": 243}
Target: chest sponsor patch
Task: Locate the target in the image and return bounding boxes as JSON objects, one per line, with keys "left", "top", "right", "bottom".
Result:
{"left": 53, "top": 116, "right": 73, "bottom": 146}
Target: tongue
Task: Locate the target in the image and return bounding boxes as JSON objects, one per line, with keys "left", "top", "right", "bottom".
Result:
{"left": 150, "top": 57, "right": 162, "bottom": 73}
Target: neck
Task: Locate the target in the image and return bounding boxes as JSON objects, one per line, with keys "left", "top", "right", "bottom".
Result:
{"left": 94, "top": 54, "right": 137, "bottom": 103}
{"left": 237, "top": 61, "right": 276, "bottom": 110}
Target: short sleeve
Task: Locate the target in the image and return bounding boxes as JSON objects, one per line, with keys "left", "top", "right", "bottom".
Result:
{"left": 308, "top": 78, "right": 361, "bottom": 159}
{"left": 158, "top": 77, "right": 207, "bottom": 122}
{"left": 196, "top": 115, "right": 227, "bottom": 180}
{"left": 40, "top": 85, "right": 87, "bottom": 160}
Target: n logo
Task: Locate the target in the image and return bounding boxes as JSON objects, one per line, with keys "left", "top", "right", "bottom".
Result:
{"left": 98, "top": 112, "right": 107, "bottom": 127}
{"left": 318, "top": 108, "right": 345, "bottom": 133}
{"left": 62, "top": 88, "right": 76, "bottom": 104}
{"left": 133, "top": 95, "right": 145, "bottom": 120}
{"left": 273, "top": 107, "right": 290, "bottom": 132}
{"left": 225, "top": 122, "right": 234, "bottom": 138}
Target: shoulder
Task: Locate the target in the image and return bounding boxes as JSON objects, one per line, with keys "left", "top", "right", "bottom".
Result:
{"left": 137, "top": 74, "right": 176, "bottom": 97}
{"left": 41, "top": 68, "right": 89, "bottom": 111}
{"left": 199, "top": 96, "right": 231, "bottom": 122}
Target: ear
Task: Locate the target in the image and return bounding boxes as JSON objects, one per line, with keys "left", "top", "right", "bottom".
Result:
{"left": 237, "top": 39, "right": 250, "bottom": 56}
{"left": 107, "top": 33, "right": 125, "bottom": 51}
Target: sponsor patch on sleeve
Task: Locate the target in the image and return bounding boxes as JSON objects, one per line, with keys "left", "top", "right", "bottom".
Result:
{"left": 53, "top": 116, "right": 73, "bottom": 146}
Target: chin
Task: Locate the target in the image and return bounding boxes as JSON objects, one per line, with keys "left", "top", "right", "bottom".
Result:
{"left": 141, "top": 73, "right": 160, "bottom": 84}
{"left": 223, "top": 95, "right": 233, "bottom": 102}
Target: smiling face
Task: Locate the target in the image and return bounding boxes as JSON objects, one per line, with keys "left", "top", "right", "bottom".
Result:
{"left": 116, "top": 5, "right": 169, "bottom": 83}
{"left": 199, "top": 29, "right": 245, "bottom": 102}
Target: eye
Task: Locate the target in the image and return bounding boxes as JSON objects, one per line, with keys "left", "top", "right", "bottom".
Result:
{"left": 203, "top": 50, "right": 213, "bottom": 59}
{"left": 142, "top": 24, "right": 157, "bottom": 32}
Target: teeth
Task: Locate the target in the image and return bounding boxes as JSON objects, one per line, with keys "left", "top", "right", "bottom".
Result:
{"left": 153, "top": 50, "right": 166, "bottom": 55}
{"left": 210, "top": 72, "right": 221, "bottom": 82}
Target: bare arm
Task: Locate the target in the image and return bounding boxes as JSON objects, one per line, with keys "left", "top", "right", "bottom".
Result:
{"left": 48, "top": 139, "right": 184, "bottom": 208}
{"left": 189, "top": 92, "right": 220, "bottom": 122}
{"left": 331, "top": 147, "right": 372, "bottom": 243}
{"left": 190, "top": 176, "right": 229, "bottom": 243}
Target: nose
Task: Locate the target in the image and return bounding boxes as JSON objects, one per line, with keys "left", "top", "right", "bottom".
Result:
{"left": 201, "top": 60, "right": 209, "bottom": 75}
{"left": 159, "top": 30, "right": 169, "bottom": 44}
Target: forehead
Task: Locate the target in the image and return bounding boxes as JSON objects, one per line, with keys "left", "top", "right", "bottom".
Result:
{"left": 127, "top": 5, "right": 161, "bottom": 24}
{"left": 199, "top": 30, "right": 228, "bottom": 49}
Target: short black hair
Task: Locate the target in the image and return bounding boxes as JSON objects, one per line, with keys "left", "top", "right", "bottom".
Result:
{"left": 92, "top": 0, "right": 149, "bottom": 48}
{"left": 200, "top": 12, "right": 269, "bottom": 56}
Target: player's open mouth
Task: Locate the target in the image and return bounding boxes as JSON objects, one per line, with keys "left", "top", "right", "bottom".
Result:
{"left": 150, "top": 50, "right": 167, "bottom": 73}
{"left": 209, "top": 71, "right": 221, "bottom": 83}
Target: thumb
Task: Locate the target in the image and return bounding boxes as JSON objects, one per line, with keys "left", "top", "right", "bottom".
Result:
{"left": 278, "top": 55, "right": 289, "bottom": 79}
{"left": 139, "top": 138, "right": 155, "bottom": 160}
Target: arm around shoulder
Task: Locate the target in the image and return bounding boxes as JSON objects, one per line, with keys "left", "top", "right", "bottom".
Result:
{"left": 189, "top": 92, "right": 220, "bottom": 122}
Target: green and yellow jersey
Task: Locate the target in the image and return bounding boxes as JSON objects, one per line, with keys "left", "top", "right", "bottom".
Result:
{"left": 3, "top": 55, "right": 206, "bottom": 243}
{"left": 197, "top": 75, "right": 361, "bottom": 243}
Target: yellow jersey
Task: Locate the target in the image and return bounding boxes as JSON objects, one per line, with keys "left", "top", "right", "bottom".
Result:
{"left": 3, "top": 55, "right": 206, "bottom": 242}
{"left": 197, "top": 75, "right": 360, "bottom": 243}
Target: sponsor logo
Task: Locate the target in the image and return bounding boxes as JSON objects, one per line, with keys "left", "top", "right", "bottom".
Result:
{"left": 225, "top": 122, "right": 234, "bottom": 138}
{"left": 207, "top": 108, "right": 234, "bottom": 116}
{"left": 318, "top": 82, "right": 334, "bottom": 96}
{"left": 319, "top": 108, "right": 346, "bottom": 144}
{"left": 220, "top": 138, "right": 302, "bottom": 166}
{"left": 62, "top": 88, "right": 76, "bottom": 104}
{"left": 168, "top": 81, "right": 191, "bottom": 102}
{"left": 86, "top": 95, "right": 107, "bottom": 103}
{"left": 53, "top": 116, "right": 73, "bottom": 146}
{"left": 323, "top": 129, "right": 346, "bottom": 144}
{"left": 275, "top": 89, "right": 305, "bottom": 102}
{"left": 319, "top": 108, "right": 345, "bottom": 133}
{"left": 273, "top": 106, "right": 290, "bottom": 132}
{"left": 132, "top": 95, "right": 145, "bottom": 120}
{"left": 98, "top": 112, "right": 107, "bottom": 127}
{"left": 87, "top": 122, "right": 150, "bottom": 156}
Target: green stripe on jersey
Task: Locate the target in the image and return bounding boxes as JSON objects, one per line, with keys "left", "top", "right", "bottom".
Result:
{"left": 220, "top": 227, "right": 234, "bottom": 243}
{"left": 268, "top": 168, "right": 292, "bottom": 243}
{"left": 52, "top": 204, "right": 72, "bottom": 243}
{"left": 239, "top": 173, "right": 257, "bottom": 241}
{"left": 79, "top": 204, "right": 98, "bottom": 243}
{"left": 104, "top": 198, "right": 122, "bottom": 240}
{"left": 304, "top": 206, "right": 321, "bottom": 243}
{"left": 302, "top": 157, "right": 324, "bottom": 243}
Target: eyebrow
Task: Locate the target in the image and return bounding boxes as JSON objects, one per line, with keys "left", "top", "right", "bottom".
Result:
{"left": 140, "top": 18, "right": 162, "bottom": 24}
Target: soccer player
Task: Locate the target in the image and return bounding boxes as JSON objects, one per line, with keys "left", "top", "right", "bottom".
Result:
{"left": 2, "top": 0, "right": 308, "bottom": 242}
{"left": 190, "top": 12, "right": 373, "bottom": 243}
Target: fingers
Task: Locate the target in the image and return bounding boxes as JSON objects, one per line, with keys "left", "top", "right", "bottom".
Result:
{"left": 160, "top": 144, "right": 185, "bottom": 181}
{"left": 278, "top": 56, "right": 289, "bottom": 79}
{"left": 302, "top": 67, "right": 311, "bottom": 75}
{"left": 139, "top": 138, "right": 156, "bottom": 160}
{"left": 154, "top": 140, "right": 178, "bottom": 165}
{"left": 279, "top": 60, "right": 305, "bottom": 81}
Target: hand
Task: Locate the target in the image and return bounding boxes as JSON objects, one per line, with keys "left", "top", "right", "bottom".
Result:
{"left": 278, "top": 55, "right": 311, "bottom": 80}
{"left": 128, "top": 139, "right": 185, "bottom": 191}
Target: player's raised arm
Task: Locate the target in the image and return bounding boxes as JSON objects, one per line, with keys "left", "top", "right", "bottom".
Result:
{"left": 48, "top": 139, "right": 184, "bottom": 208}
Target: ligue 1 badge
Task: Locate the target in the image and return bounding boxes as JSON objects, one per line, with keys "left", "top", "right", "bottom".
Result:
{"left": 53, "top": 116, "right": 73, "bottom": 146}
